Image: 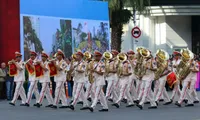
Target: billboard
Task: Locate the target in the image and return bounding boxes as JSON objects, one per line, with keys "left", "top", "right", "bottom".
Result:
{"left": 20, "top": 0, "right": 110, "bottom": 59}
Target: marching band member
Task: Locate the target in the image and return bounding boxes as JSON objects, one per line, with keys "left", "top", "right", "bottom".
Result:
{"left": 188, "top": 57, "right": 200, "bottom": 104}
{"left": 127, "top": 50, "right": 137, "bottom": 101}
{"left": 68, "top": 50, "right": 89, "bottom": 110}
{"left": 175, "top": 49, "right": 194, "bottom": 107}
{"left": 104, "top": 51, "right": 117, "bottom": 100}
{"left": 87, "top": 50, "right": 108, "bottom": 112}
{"left": 25, "top": 51, "right": 40, "bottom": 107}
{"left": 84, "top": 52, "right": 95, "bottom": 102}
{"left": 170, "top": 51, "right": 181, "bottom": 102}
{"left": 154, "top": 49, "right": 172, "bottom": 105}
{"left": 9, "top": 52, "right": 26, "bottom": 106}
{"left": 51, "top": 49, "right": 69, "bottom": 109}
{"left": 136, "top": 49, "right": 157, "bottom": 109}
{"left": 112, "top": 52, "right": 134, "bottom": 108}
{"left": 36, "top": 51, "right": 53, "bottom": 108}
{"left": 107, "top": 50, "right": 119, "bottom": 102}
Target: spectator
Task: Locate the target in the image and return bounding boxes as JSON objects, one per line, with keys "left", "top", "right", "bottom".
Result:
{"left": 4, "top": 64, "right": 14, "bottom": 101}
{"left": 0, "top": 62, "right": 6, "bottom": 99}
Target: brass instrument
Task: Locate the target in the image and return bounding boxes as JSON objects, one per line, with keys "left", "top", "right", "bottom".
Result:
{"left": 135, "top": 47, "right": 150, "bottom": 79}
{"left": 134, "top": 46, "right": 145, "bottom": 76}
{"left": 117, "top": 53, "right": 127, "bottom": 77}
{"left": 103, "top": 51, "right": 113, "bottom": 76}
{"left": 67, "top": 53, "right": 77, "bottom": 81}
{"left": 175, "top": 48, "right": 194, "bottom": 81}
{"left": 154, "top": 49, "right": 169, "bottom": 80}
{"left": 84, "top": 51, "right": 92, "bottom": 60}
{"left": 88, "top": 60, "right": 97, "bottom": 83}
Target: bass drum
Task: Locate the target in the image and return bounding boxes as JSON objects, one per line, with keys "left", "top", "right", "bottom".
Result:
{"left": 166, "top": 72, "right": 177, "bottom": 88}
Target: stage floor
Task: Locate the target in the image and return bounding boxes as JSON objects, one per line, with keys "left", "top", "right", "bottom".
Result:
{"left": 1, "top": 92, "right": 200, "bottom": 120}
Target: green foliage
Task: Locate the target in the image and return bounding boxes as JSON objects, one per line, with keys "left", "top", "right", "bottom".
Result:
{"left": 103, "top": 0, "right": 150, "bottom": 51}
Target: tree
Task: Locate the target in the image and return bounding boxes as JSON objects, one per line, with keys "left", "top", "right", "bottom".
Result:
{"left": 104, "top": 0, "right": 150, "bottom": 51}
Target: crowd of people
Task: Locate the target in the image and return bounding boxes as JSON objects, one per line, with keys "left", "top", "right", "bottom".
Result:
{"left": 1, "top": 47, "right": 200, "bottom": 112}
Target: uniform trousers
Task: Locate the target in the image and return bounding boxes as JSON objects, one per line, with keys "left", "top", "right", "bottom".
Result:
{"left": 188, "top": 79, "right": 199, "bottom": 102}
{"left": 26, "top": 80, "right": 40, "bottom": 104}
{"left": 155, "top": 78, "right": 170, "bottom": 102}
{"left": 11, "top": 81, "right": 26, "bottom": 104}
{"left": 178, "top": 80, "right": 193, "bottom": 104}
{"left": 171, "top": 80, "right": 181, "bottom": 101}
{"left": 91, "top": 85, "right": 108, "bottom": 109}
{"left": 72, "top": 82, "right": 88, "bottom": 107}
{"left": 37, "top": 82, "right": 53, "bottom": 105}
{"left": 53, "top": 81, "right": 68, "bottom": 106}
{"left": 115, "top": 77, "right": 134, "bottom": 105}
{"left": 85, "top": 82, "right": 95, "bottom": 101}
{"left": 127, "top": 78, "right": 137, "bottom": 101}
{"left": 72, "top": 81, "right": 83, "bottom": 102}
{"left": 139, "top": 80, "right": 157, "bottom": 107}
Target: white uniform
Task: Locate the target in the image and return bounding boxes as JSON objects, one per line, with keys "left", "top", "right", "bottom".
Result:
{"left": 11, "top": 61, "right": 26, "bottom": 104}
{"left": 171, "top": 59, "right": 181, "bottom": 101}
{"left": 127, "top": 59, "right": 137, "bottom": 101}
{"left": 84, "top": 61, "right": 96, "bottom": 102}
{"left": 178, "top": 60, "right": 199, "bottom": 104}
{"left": 105, "top": 59, "right": 118, "bottom": 101}
{"left": 53, "top": 59, "right": 68, "bottom": 106}
{"left": 37, "top": 61, "right": 53, "bottom": 105}
{"left": 138, "top": 58, "right": 157, "bottom": 107}
{"left": 71, "top": 60, "right": 88, "bottom": 107}
{"left": 154, "top": 60, "right": 171, "bottom": 103}
{"left": 91, "top": 61, "right": 108, "bottom": 109}
{"left": 187, "top": 61, "right": 199, "bottom": 102}
{"left": 26, "top": 59, "right": 40, "bottom": 104}
{"left": 115, "top": 61, "right": 134, "bottom": 106}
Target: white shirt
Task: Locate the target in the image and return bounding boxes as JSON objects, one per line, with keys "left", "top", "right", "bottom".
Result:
{"left": 54, "top": 59, "right": 67, "bottom": 82}
{"left": 142, "top": 58, "right": 156, "bottom": 81}
{"left": 14, "top": 61, "right": 25, "bottom": 82}
{"left": 172, "top": 59, "right": 181, "bottom": 72}
{"left": 187, "top": 60, "right": 199, "bottom": 81}
{"left": 73, "top": 60, "right": 87, "bottom": 83}
{"left": 94, "top": 61, "right": 105, "bottom": 86}
{"left": 39, "top": 61, "right": 50, "bottom": 83}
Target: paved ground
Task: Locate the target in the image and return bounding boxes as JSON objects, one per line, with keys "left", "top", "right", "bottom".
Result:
{"left": 1, "top": 92, "right": 200, "bottom": 120}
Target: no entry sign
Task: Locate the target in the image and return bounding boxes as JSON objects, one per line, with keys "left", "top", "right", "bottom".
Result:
{"left": 131, "top": 27, "right": 141, "bottom": 39}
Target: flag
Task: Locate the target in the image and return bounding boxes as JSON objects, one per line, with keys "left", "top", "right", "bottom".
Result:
{"left": 34, "top": 64, "right": 44, "bottom": 78}
{"left": 48, "top": 62, "right": 57, "bottom": 76}
{"left": 9, "top": 63, "right": 18, "bottom": 76}
{"left": 26, "top": 60, "right": 34, "bottom": 75}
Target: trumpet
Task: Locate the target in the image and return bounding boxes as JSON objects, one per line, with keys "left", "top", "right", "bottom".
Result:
{"left": 8, "top": 59, "right": 16, "bottom": 64}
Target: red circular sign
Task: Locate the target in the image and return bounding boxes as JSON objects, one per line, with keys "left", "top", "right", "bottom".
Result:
{"left": 131, "top": 27, "right": 141, "bottom": 38}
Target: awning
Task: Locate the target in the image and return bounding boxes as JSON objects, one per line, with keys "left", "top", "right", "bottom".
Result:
{"left": 166, "top": 38, "right": 188, "bottom": 49}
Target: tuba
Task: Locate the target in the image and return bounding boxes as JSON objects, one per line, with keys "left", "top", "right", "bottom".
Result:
{"left": 134, "top": 46, "right": 145, "bottom": 76}
{"left": 154, "top": 49, "right": 169, "bottom": 80}
{"left": 103, "top": 51, "right": 113, "bottom": 76}
{"left": 135, "top": 47, "right": 150, "bottom": 79}
{"left": 175, "top": 48, "right": 194, "bottom": 81}
{"left": 117, "top": 53, "right": 127, "bottom": 77}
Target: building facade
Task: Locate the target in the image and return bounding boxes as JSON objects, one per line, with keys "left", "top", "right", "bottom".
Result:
{"left": 122, "top": 0, "right": 200, "bottom": 55}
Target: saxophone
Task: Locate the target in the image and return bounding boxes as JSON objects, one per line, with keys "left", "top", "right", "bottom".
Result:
{"left": 154, "top": 49, "right": 169, "bottom": 80}
{"left": 175, "top": 49, "right": 194, "bottom": 81}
